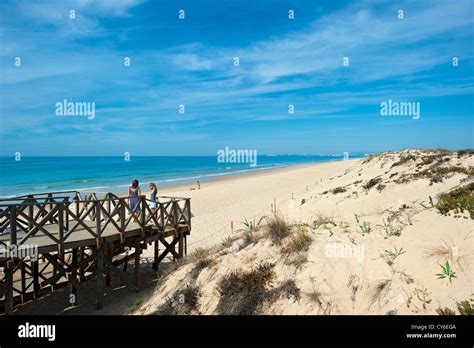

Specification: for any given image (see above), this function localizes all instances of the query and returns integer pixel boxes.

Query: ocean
[0,154,366,197]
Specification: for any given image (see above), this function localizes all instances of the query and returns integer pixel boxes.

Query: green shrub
[155,285,202,315]
[216,262,275,315]
[363,177,382,190]
[436,307,456,315]
[457,149,474,157]
[282,229,313,255]
[457,300,474,315]
[391,154,416,168]
[436,183,474,219]
[331,186,346,194]
[266,215,291,245]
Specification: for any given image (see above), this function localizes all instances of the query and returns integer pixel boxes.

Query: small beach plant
[386,309,398,315]
[266,214,291,245]
[331,186,346,194]
[339,221,350,233]
[378,219,392,239]
[354,213,360,223]
[240,216,266,233]
[221,235,236,249]
[413,288,432,309]
[242,229,259,248]
[456,300,474,315]
[282,227,312,255]
[436,300,474,315]
[312,214,336,229]
[436,307,456,315]
[363,177,382,190]
[384,246,406,262]
[358,221,371,235]
[155,285,202,315]
[436,261,457,283]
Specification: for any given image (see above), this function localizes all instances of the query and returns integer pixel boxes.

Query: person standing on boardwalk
[128,179,141,220]
[149,182,158,213]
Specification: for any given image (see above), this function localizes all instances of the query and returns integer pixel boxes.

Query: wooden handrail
[0,190,80,201]
[0,191,191,251]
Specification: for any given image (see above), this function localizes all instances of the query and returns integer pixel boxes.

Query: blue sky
[0,0,473,156]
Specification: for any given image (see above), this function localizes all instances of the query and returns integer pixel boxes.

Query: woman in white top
[149,182,157,213]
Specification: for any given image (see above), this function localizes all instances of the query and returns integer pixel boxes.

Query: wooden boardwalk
[0,191,191,314]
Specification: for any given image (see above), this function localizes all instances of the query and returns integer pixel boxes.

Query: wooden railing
[0,191,191,253]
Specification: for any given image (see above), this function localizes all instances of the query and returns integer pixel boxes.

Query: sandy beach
[129,149,473,315]
[13,149,473,315]
[141,160,346,251]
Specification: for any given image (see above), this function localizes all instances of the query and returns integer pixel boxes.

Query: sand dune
[133,149,473,315]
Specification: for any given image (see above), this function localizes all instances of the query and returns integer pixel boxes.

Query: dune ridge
[133,149,474,315]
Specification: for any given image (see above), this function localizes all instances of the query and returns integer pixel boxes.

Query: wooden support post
[185,235,188,256]
[178,233,184,259]
[64,199,69,232]
[152,240,159,271]
[95,246,104,310]
[123,258,128,272]
[28,197,34,231]
[172,239,176,261]
[21,260,26,303]
[33,259,40,298]
[102,256,138,292]
[105,244,112,287]
[70,248,78,306]
[79,247,86,282]
[160,204,165,231]
[10,206,17,246]
[58,204,64,257]
[134,239,140,289]
[48,193,53,216]
[123,243,129,272]
[5,260,14,315]
[120,200,125,243]
[185,199,191,230]
[140,196,146,237]
[95,201,101,249]
[171,199,179,232]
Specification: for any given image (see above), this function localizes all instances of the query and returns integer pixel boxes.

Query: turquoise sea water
[0,154,366,197]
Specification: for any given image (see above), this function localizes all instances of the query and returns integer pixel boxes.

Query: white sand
[134,149,473,315]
